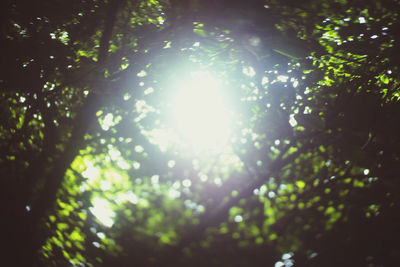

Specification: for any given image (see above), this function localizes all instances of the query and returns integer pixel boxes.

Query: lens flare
[171,71,231,152]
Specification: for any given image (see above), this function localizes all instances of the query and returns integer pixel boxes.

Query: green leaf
[193,28,207,37]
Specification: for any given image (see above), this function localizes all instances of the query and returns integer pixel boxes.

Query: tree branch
[98,0,124,64]
[164,139,315,266]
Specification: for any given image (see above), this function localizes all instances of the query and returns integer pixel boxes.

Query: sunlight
[89,197,115,228]
[171,71,232,152]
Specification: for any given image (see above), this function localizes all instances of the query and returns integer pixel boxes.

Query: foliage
[1,0,400,266]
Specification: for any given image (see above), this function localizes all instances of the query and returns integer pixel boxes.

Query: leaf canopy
[1,0,400,266]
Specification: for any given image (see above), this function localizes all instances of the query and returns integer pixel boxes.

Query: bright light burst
[171,71,232,152]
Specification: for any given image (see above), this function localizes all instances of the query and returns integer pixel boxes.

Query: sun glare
[89,197,115,228]
[171,71,232,152]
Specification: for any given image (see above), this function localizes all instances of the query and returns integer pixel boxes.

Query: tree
[1,0,400,266]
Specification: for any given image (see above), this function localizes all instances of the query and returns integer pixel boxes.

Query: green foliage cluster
[1,0,400,266]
